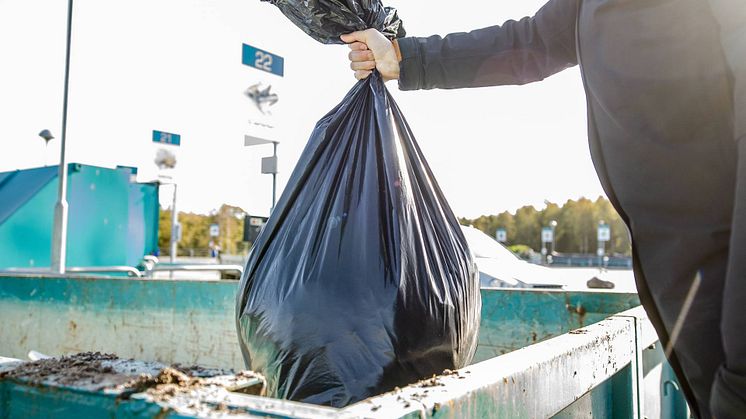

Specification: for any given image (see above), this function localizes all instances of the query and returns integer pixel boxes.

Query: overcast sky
[0,0,604,219]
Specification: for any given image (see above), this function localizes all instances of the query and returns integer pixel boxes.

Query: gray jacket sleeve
[397,0,579,91]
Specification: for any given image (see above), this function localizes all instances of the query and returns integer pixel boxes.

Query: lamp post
[50,0,75,274]
[244,135,279,214]
[155,176,178,278]
[154,149,178,265]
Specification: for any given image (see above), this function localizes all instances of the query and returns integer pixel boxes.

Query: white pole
[51,0,74,274]
[170,183,178,263]
[271,142,277,214]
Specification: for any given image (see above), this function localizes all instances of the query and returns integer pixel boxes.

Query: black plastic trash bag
[260,0,405,44]
[236,71,481,407]
[237,0,480,408]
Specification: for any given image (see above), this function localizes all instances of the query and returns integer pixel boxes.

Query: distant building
[0,164,159,269]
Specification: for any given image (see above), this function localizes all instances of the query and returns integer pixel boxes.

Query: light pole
[170,183,178,263]
[154,149,178,265]
[244,135,279,214]
[51,0,75,274]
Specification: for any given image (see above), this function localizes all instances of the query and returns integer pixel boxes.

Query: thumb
[340,31,367,44]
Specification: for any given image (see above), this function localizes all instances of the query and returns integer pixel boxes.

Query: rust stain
[565,299,588,327]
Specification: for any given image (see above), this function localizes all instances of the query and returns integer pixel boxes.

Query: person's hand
[340,29,400,81]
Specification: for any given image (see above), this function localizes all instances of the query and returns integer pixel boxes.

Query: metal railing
[1,266,143,278]
[144,264,243,278]
[1,262,243,280]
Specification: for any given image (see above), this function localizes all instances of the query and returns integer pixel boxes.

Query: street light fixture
[244,135,279,214]
[38,130,54,166]
[38,129,54,143]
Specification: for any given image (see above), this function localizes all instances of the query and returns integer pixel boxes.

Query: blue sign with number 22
[242,44,284,77]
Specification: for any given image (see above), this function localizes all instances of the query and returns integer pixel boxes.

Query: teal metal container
[0,275,688,418]
[0,164,159,269]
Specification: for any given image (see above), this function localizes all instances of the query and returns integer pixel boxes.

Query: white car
[460,225,566,289]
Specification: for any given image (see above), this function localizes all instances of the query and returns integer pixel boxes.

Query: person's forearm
[398,0,579,91]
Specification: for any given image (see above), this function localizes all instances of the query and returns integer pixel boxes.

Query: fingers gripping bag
[236,0,481,407]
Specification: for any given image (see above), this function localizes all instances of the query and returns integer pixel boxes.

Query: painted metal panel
[342,315,637,418]
[0,164,159,269]
[476,289,640,361]
[127,182,159,266]
[0,166,57,225]
[0,277,687,418]
[0,275,244,370]
[0,170,58,268]
[0,277,639,373]
[66,165,132,267]
[0,314,652,419]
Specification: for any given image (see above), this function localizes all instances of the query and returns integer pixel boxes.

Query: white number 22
[255,51,273,72]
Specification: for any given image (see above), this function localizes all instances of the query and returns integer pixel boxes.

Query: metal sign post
[245,135,279,214]
[153,130,181,265]
[170,184,178,264]
[242,42,283,216]
[541,227,553,264]
[597,221,611,267]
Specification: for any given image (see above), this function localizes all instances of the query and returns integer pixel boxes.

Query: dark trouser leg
[633,223,731,418]
[711,137,746,418]
[652,251,728,418]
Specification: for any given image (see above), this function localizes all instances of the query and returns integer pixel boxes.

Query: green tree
[495,211,516,244]
[513,205,541,251]
[460,196,631,256]
[158,207,171,253]
[214,204,247,255]
[158,204,248,256]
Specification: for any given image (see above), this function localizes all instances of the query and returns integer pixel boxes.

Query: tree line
[459,196,632,256]
[158,196,631,257]
[158,204,248,256]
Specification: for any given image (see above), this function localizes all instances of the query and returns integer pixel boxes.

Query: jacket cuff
[396,37,424,91]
